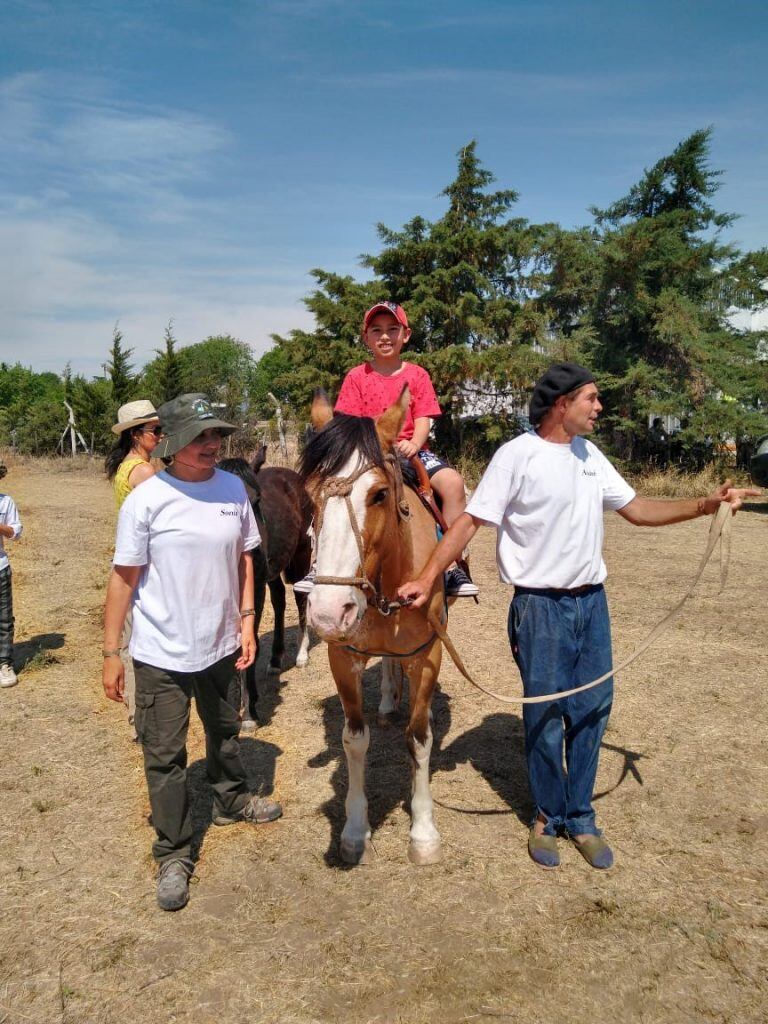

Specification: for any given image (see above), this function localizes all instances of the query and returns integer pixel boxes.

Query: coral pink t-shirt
[335,362,442,444]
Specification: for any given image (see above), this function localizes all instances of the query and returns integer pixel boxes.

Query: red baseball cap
[362,301,410,331]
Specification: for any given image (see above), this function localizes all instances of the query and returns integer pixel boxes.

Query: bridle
[310,452,412,617]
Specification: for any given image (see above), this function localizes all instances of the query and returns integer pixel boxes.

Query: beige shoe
[0,663,18,687]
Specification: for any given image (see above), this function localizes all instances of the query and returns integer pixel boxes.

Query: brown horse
[219,451,313,727]
[299,388,445,865]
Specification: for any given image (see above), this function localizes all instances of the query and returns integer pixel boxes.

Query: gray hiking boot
[213,794,283,827]
[156,858,194,911]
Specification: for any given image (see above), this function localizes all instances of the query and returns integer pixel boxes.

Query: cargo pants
[133,652,251,864]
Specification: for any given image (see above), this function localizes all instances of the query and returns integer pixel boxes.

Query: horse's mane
[218,457,259,492]
[299,414,385,481]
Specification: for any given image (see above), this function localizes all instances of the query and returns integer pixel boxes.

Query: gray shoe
[0,663,18,687]
[213,794,283,826]
[156,858,194,911]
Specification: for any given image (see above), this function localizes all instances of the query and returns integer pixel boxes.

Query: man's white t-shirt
[465,432,635,589]
[113,469,261,672]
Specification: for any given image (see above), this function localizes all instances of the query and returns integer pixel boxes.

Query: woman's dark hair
[104,428,141,481]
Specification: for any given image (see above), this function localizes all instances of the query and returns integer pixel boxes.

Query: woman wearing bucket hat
[102,393,282,912]
[105,400,162,508]
[104,400,162,737]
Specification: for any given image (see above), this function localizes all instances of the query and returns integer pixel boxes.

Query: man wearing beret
[398,362,757,870]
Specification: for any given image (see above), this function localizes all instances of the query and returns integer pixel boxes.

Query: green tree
[106,325,135,406]
[270,142,547,450]
[178,335,255,422]
[542,129,767,465]
[147,320,184,404]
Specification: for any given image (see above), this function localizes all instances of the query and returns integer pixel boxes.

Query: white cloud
[0,71,317,374]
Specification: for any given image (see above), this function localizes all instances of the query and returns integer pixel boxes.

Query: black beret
[529,362,596,426]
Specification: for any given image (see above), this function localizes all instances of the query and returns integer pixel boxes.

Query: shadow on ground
[14,631,65,671]
[187,734,283,861]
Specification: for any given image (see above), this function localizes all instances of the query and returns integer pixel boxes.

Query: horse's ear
[251,444,267,474]
[310,389,334,430]
[376,385,409,450]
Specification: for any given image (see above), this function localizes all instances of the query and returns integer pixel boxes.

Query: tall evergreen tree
[154,321,184,403]
[106,325,135,406]
[269,142,547,449]
[542,129,766,464]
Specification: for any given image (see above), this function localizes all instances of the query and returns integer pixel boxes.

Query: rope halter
[311,452,411,616]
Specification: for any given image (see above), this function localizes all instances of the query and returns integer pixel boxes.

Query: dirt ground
[1,455,766,1024]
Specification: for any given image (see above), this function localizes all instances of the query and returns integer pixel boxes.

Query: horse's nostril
[341,602,359,626]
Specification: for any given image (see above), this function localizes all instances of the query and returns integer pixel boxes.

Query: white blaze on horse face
[307,455,373,640]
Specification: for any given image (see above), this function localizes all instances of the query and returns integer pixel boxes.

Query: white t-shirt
[0,494,22,572]
[113,469,261,672]
[465,432,635,588]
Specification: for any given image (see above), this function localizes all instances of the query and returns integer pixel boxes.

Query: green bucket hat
[155,393,237,459]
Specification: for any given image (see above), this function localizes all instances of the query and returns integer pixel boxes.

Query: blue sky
[1,0,766,376]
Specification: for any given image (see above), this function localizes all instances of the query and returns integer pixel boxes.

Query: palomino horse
[218,452,313,727]
[299,388,445,865]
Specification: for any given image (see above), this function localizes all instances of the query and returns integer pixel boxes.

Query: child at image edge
[0,465,22,687]
[295,301,478,598]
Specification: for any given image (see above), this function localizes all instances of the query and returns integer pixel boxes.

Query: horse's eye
[371,488,389,505]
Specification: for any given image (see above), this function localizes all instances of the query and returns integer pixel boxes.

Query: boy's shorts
[416,449,452,479]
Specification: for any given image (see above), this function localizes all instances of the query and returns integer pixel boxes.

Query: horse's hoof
[241,718,258,732]
[408,841,442,866]
[340,838,374,865]
[295,653,309,668]
[267,662,282,676]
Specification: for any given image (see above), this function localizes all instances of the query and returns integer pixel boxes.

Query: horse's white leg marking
[408,727,441,865]
[378,657,403,727]
[340,721,372,864]
[295,624,310,667]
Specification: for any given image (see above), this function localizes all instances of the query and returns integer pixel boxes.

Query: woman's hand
[102,655,125,703]
[236,618,258,670]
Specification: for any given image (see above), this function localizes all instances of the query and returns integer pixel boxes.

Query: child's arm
[0,497,22,540]
[396,416,431,458]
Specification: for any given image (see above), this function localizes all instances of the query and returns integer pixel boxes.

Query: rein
[430,502,734,706]
[311,452,412,617]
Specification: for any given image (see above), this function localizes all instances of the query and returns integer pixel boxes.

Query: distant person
[104,400,162,735]
[102,393,281,912]
[0,463,22,688]
[105,400,161,507]
[399,362,758,871]
[295,301,477,597]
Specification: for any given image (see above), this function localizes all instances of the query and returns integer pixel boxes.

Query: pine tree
[107,325,135,406]
[154,321,183,403]
[269,142,546,450]
[543,129,766,464]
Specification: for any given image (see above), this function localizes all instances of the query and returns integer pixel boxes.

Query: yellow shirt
[114,456,148,509]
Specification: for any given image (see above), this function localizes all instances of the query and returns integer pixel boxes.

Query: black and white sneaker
[445,566,479,598]
[292,566,316,594]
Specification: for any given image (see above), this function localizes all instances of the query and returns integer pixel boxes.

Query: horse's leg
[404,640,442,865]
[242,581,266,730]
[378,656,404,728]
[294,591,310,668]
[267,577,286,674]
[329,645,372,865]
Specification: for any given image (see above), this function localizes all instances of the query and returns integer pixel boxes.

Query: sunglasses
[140,426,164,436]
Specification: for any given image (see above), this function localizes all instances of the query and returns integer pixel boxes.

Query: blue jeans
[508,585,613,837]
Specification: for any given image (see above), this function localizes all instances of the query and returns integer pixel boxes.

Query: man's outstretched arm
[618,480,760,527]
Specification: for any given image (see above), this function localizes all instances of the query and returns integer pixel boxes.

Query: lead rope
[427,503,733,706]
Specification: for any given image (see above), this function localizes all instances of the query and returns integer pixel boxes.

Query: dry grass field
[0,454,766,1024]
